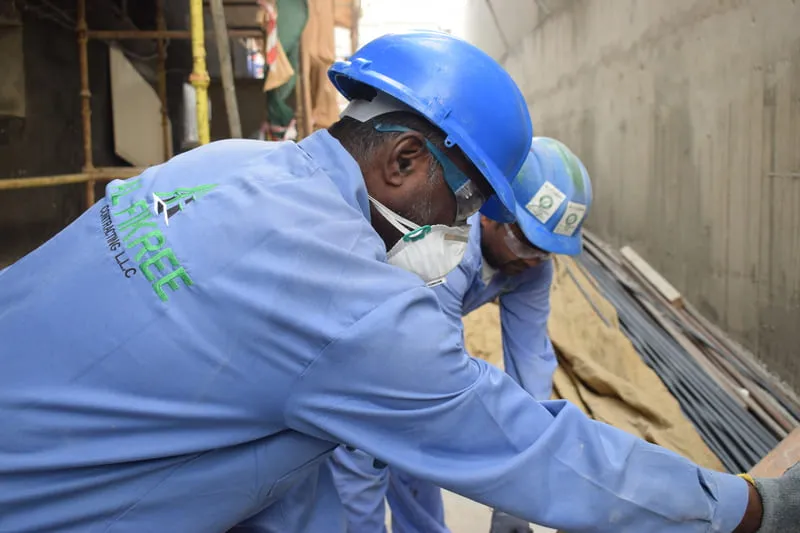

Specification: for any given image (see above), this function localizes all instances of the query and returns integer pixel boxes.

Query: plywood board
[749,428,800,477]
[620,246,683,307]
[109,47,171,166]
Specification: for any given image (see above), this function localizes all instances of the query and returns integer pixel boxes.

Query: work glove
[752,462,800,533]
[489,509,533,533]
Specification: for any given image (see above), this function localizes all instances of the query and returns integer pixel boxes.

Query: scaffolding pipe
[0,168,145,191]
[298,41,313,138]
[77,0,95,207]
[86,29,262,40]
[156,0,171,160]
[0,174,97,191]
[293,62,305,139]
[209,0,242,138]
[189,0,211,145]
[0,3,257,198]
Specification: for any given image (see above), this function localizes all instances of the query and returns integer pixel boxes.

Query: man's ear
[383,132,429,186]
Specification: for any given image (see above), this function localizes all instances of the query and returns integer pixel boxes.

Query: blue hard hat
[328,30,532,219]
[482,137,593,256]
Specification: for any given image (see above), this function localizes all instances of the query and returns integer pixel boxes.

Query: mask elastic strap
[368,196,420,235]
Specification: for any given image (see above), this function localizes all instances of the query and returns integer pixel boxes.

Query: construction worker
[0,30,796,533]
[328,136,592,533]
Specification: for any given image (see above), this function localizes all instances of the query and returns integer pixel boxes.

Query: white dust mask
[369,196,471,287]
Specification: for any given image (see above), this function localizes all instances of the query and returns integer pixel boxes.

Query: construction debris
[579,231,800,473]
[548,256,725,471]
[464,257,725,472]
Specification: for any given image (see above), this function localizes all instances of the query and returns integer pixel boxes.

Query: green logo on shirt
[102,177,218,302]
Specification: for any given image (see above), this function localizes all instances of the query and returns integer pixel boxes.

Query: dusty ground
[462,303,504,367]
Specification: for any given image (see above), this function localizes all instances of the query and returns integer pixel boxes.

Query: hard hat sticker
[526,181,566,223]
[553,201,587,236]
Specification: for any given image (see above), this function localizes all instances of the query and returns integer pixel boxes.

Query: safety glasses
[375,124,486,224]
[503,225,552,261]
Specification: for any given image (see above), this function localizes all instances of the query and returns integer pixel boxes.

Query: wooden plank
[634,297,748,410]
[620,246,683,308]
[109,47,171,166]
[209,0,243,138]
[684,300,800,419]
[203,4,260,29]
[299,41,313,136]
[749,428,800,477]
[618,256,797,434]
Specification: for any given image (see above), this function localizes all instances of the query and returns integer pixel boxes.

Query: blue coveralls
[0,131,747,533]
[329,217,557,532]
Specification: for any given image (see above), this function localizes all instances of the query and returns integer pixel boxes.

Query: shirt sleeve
[328,446,390,532]
[498,261,557,400]
[284,286,748,533]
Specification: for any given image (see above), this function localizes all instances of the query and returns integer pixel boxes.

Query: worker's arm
[285,286,751,533]
[497,261,557,400]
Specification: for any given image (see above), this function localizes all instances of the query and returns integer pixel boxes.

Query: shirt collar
[298,130,371,221]
[481,258,498,286]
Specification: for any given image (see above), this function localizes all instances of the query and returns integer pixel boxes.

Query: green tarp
[266,0,308,129]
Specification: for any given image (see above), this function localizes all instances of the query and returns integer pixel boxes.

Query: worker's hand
[489,509,533,533]
[752,462,800,533]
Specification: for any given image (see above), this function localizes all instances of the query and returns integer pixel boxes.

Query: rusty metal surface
[86,29,262,39]
[77,0,95,206]
[0,168,145,190]
[156,0,171,160]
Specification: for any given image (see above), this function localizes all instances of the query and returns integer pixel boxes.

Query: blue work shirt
[0,131,747,533]
[331,216,558,532]
[435,215,557,402]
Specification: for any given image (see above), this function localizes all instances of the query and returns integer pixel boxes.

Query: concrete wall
[463,0,800,388]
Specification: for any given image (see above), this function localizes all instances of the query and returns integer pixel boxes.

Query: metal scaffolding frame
[0,0,361,210]
[0,0,261,209]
